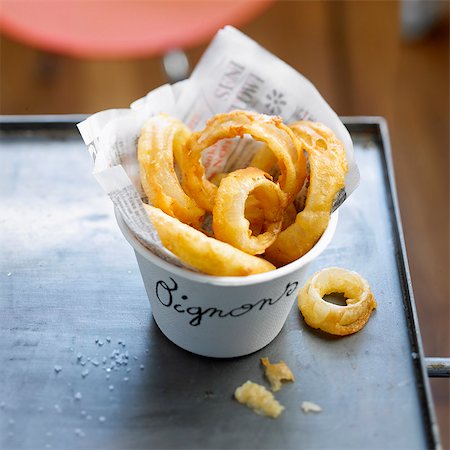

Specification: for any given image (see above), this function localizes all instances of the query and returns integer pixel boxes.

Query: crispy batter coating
[234,380,284,418]
[183,110,307,211]
[213,168,284,255]
[143,204,275,276]
[265,121,348,266]
[138,114,205,228]
[261,357,295,391]
[298,267,377,335]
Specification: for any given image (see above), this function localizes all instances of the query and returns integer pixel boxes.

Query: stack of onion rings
[137,111,349,276]
[182,110,307,211]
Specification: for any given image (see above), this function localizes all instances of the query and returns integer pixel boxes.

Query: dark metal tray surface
[0,116,440,449]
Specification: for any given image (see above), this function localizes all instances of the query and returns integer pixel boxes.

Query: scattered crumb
[301,401,322,413]
[74,428,85,437]
[261,357,295,391]
[234,381,284,418]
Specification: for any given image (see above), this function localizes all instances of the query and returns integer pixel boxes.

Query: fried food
[182,110,307,211]
[143,203,275,276]
[138,114,205,228]
[249,144,277,173]
[234,380,284,418]
[265,121,348,266]
[260,357,295,391]
[213,168,284,255]
[298,267,377,335]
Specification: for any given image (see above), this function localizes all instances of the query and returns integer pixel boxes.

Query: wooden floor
[1,1,448,446]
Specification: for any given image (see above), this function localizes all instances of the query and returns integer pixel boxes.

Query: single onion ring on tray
[138,113,205,228]
[182,110,307,212]
[142,203,275,276]
[265,121,348,266]
[213,167,285,255]
[298,267,377,335]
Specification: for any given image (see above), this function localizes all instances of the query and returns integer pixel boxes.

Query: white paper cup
[116,210,338,358]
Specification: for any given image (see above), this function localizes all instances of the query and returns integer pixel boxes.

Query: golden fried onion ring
[265,121,348,266]
[298,267,377,335]
[182,110,307,211]
[249,144,277,173]
[143,203,275,276]
[213,168,284,255]
[138,114,205,228]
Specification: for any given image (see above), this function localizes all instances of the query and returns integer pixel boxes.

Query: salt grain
[301,401,322,413]
[123,377,129,382]
[81,369,90,378]
[53,365,62,374]
[74,392,82,401]
[106,336,111,343]
[98,416,106,423]
[75,428,85,437]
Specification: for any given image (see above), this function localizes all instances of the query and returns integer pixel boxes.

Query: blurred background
[1,0,448,446]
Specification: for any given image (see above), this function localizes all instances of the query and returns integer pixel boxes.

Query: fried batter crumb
[301,401,322,413]
[234,380,284,418]
[261,357,295,391]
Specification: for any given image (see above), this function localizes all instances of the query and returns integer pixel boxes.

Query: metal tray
[0,116,440,449]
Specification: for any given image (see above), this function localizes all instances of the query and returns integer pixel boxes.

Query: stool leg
[162,49,189,83]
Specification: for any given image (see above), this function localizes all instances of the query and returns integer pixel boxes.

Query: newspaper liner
[78,26,360,273]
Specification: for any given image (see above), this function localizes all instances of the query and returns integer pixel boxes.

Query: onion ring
[213,168,284,255]
[265,121,348,265]
[138,114,205,228]
[143,203,275,276]
[249,144,277,173]
[182,110,307,211]
[298,267,377,335]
